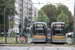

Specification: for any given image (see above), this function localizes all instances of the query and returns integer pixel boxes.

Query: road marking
[42,44,44,50]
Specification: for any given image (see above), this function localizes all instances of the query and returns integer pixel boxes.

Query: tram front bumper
[32,38,46,42]
[52,38,66,43]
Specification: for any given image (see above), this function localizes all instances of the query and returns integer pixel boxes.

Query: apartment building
[32,6,38,22]
[13,0,22,33]
[13,0,38,33]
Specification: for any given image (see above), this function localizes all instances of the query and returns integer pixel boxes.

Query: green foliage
[41,4,57,27]
[57,10,69,28]
[40,3,73,31]
[56,4,73,31]
[10,19,15,28]
[0,0,18,31]
[12,32,16,35]
[36,10,49,27]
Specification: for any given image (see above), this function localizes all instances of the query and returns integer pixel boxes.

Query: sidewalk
[0,44,6,46]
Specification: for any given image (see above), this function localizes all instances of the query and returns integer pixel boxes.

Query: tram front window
[34,30,44,35]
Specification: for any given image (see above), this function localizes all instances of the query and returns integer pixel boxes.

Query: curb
[0,44,6,46]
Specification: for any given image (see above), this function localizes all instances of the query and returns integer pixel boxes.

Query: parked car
[66,32,73,37]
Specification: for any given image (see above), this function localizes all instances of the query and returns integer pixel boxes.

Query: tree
[41,4,73,31]
[56,4,73,31]
[41,4,57,27]
[10,19,15,28]
[36,10,49,27]
[0,0,18,31]
[57,10,69,28]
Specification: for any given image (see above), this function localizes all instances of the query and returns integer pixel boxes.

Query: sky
[32,0,74,15]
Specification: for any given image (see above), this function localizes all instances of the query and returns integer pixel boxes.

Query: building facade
[27,0,39,27]
[13,0,22,33]
[13,0,38,33]
[32,7,38,22]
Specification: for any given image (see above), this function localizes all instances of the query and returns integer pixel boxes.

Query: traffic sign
[7,15,14,21]
[30,24,32,26]
[74,24,75,26]
[8,29,11,33]
[19,36,25,42]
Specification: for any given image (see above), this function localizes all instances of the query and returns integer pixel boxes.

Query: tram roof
[33,22,47,26]
[34,22,46,24]
[51,22,65,26]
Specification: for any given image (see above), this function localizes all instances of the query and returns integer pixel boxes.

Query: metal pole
[21,0,23,36]
[62,11,63,22]
[4,8,7,43]
[35,12,36,21]
[30,3,32,38]
[40,14,41,22]
[4,8,6,37]
[64,6,65,23]
[31,4,32,24]
[73,0,75,43]
[8,17,10,44]
[5,21,7,43]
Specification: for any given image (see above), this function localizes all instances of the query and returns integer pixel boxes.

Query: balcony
[28,17,31,19]
[29,10,31,13]
[29,12,32,14]
[29,8,31,10]
[19,6,22,9]
[28,19,31,21]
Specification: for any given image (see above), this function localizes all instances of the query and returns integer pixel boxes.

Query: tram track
[25,42,75,50]
[25,37,75,50]
[27,43,35,50]
[27,37,69,47]
[68,45,74,50]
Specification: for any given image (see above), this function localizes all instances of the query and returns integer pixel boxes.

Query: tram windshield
[53,30,64,36]
[34,30,45,35]
[53,24,65,36]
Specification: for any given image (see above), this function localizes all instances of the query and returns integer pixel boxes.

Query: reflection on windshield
[54,30,64,36]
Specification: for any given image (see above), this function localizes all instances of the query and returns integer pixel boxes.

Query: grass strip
[6,44,26,46]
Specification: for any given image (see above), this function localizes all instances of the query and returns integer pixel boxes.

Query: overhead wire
[31,0,73,5]
[31,2,74,4]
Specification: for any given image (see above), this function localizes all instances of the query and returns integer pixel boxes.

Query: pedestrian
[23,30,28,43]
[19,32,21,37]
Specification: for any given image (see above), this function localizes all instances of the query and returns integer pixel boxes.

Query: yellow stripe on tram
[33,35,45,39]
[36,25,44,26]
[55,25,63,26]
[52,36,65,39]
